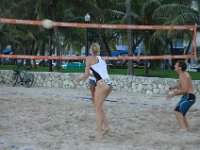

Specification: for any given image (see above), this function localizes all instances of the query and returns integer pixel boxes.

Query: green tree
[126,0,133,75]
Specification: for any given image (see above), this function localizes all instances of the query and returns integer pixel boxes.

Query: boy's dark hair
[178,61,187,71]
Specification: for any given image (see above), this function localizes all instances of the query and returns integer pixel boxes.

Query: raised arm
[74,57,91,83]
[169,83,180,91]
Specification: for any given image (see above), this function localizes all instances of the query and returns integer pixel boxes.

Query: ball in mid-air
[42,19,54,29]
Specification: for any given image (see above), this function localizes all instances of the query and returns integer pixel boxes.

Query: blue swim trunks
[174,93,196,116]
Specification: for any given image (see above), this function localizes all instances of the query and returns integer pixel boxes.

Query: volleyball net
[0,18,197,61]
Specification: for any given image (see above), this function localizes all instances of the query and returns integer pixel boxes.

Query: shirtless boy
[167,61,196,130]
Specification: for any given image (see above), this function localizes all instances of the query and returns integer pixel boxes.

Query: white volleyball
[42,19,53,29]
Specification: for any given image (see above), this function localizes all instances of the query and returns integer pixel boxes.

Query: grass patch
[108,68,179,79]
[0,65,200,80]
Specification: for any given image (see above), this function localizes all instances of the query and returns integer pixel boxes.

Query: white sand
[0,84,200,150]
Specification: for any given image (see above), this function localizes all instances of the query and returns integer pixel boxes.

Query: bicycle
[8,70,34,88]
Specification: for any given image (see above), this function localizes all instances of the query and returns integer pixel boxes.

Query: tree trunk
[184,38,192,55]
[100,30,112,56]
[49,29,53,72]
[169,41,175,69]
[144,60,150,76]
[55,30,61,71]
[126,0,133,75]
[48,0,57,72]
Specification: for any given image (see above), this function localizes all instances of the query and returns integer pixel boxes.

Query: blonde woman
[75,43,113,141]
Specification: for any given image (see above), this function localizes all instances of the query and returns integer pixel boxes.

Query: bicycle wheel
[24,73,34,88]
[8,74,18,86]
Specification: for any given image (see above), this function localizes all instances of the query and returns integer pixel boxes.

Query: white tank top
[90,56,109,81]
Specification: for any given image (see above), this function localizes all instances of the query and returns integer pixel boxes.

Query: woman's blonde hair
[90,43,100,55]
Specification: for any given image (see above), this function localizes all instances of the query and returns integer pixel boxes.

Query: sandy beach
[0,84,200,150]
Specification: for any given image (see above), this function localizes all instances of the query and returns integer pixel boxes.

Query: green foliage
[0,0,200,74]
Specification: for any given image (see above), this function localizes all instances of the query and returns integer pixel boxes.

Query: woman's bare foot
[89,133,96,138]
[95,132,103,142]
[102,127,110,135]
[178,128,188,132]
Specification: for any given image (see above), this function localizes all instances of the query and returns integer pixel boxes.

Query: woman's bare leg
[89,85,95,104]
[94,88,104,140]
[101,88,112,134]
[94,84,112,140]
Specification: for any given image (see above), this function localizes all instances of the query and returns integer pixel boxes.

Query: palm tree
[66,0,126,54]
[1,0,66,70]
[1,0,199,73]
[0,0,48,65]
[0,0,128,68]
[126,0,133,75]
[152,1,200,67]
[111,0,162,75]
[111,0,200,75]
